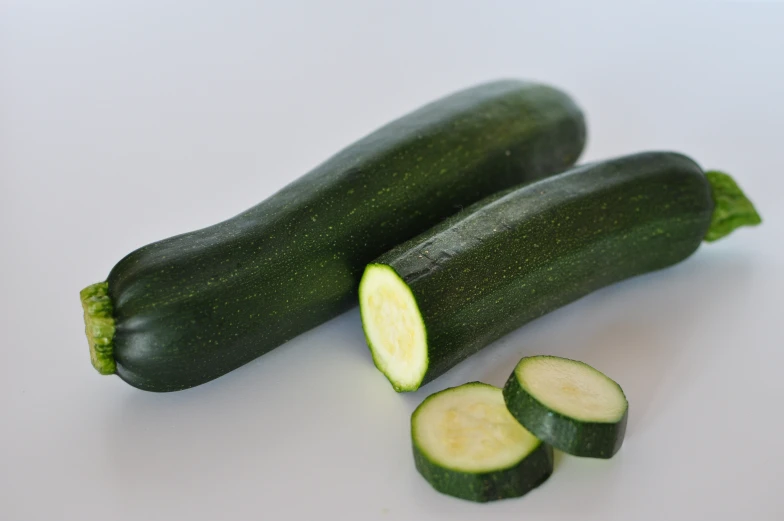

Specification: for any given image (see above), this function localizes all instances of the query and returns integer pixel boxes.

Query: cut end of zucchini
[80,282,116,375]
[704,170,762,242]
[412,383,553,502]
[359,264,428,392]
[504,356,628,458]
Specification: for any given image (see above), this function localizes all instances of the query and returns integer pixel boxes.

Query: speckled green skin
[502,357,627,458]
[96,80,586,391]
[412,382,554,502]
[374,152,714,390]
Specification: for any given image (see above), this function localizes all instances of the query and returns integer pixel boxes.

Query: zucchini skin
[413,438,554,502]
[373,152,713,389]
[104,80,586,391]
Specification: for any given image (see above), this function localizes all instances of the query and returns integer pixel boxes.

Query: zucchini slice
[412,382,553,502]
[503,356,628,459]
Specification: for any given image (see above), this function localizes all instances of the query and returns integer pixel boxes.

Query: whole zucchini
[80,80,586,391]
[359,152,761,391]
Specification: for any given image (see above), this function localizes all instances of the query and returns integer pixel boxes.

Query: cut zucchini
[360,152,760,393]
[503,356,628,459]
[412,382,553,502]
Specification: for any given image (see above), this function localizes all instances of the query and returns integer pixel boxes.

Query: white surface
[1,2,782,520]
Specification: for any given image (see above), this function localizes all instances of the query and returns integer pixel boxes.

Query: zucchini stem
[80,282,116,375]
[704,171,761,242]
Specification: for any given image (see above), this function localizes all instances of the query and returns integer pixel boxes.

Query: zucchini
[503,355,628,458]
[80,79,586,391]
[412,382,553,502]
[359,152,761,391]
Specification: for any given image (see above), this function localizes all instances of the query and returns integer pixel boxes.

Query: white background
[2,2,783,520]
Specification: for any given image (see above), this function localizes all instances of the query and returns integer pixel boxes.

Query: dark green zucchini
[80,79,587,391]
[412,382,553,502]
[359,152,761,391]
[503,355,628,459]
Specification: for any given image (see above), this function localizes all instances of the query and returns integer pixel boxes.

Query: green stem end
[80,282,116,375]
[704,171,762,242]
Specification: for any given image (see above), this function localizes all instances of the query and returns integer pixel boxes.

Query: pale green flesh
[516,356,627,423]
[413,383,541,473]
[359,264,428,391]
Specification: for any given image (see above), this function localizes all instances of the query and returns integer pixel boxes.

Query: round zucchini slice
[503,355,628,459]
[411,382,553,502]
